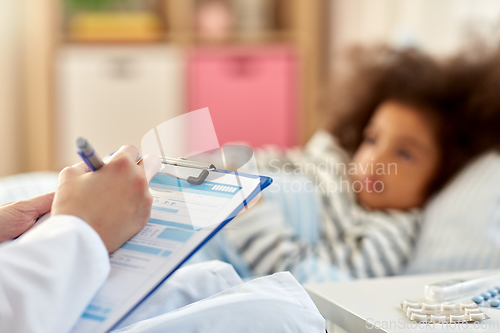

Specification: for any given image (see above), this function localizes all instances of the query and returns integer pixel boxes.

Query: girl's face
[351,100,441,210]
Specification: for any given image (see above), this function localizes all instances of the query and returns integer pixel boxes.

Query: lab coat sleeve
[0,215,110,333]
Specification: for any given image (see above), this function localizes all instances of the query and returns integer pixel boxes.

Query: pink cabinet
[187,46,298,148]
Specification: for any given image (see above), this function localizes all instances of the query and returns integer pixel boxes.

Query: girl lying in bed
[199,45,500,282]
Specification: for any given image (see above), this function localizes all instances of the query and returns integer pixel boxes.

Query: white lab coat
[0,216,325,333]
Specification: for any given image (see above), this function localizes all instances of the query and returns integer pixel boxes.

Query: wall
[0,0,23,176]
[330,0,500,62]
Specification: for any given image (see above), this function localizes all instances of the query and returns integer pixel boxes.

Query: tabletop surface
[305,270,500,333]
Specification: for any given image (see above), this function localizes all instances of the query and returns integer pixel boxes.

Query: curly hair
[324,45,499,197]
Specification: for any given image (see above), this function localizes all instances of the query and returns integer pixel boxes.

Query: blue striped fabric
[260,174,322,247]
[244,174,354,283]
[405,152,500,274]
[0,172,58,205]
[187,173,353,283]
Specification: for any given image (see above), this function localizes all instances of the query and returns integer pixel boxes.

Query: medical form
[71,165,269,333]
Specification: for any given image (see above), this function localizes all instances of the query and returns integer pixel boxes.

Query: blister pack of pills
[401,300,490,323]
[470,285,500,308]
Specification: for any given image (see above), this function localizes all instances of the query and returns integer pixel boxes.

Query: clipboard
[71,160,272,333]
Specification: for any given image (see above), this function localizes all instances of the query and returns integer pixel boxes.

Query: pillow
[406,152,500,274]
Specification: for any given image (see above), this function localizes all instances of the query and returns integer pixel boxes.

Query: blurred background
[1,0,500,176]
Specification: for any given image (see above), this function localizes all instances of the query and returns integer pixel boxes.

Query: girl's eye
[398,150,413,161]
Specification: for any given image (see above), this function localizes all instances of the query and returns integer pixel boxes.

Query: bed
[1,152,499,283]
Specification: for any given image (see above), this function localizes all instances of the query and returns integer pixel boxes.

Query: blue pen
[76,137,104,171]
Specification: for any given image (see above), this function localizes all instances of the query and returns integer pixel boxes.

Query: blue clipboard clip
[160,157,216,185]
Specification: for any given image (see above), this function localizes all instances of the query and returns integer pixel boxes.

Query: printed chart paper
[71,166,262,333]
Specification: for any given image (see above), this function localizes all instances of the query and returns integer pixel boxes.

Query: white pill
[431,314,446,323]
[407,307,422,318]
[441,302,457,311]
[403,300,421,310]
[460,301,478,310]
[465,308,481,314]
[469,312,485,321]
[422,303,438,311]
[411,313,428,322]
[450,313,466,322]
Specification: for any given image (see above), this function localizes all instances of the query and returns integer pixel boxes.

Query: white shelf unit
[55,45,185,169]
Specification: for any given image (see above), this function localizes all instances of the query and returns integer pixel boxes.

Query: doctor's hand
[0,192,55,242]
[52,145,161,253]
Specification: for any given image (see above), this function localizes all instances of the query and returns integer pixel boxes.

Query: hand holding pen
[51,139,161,253]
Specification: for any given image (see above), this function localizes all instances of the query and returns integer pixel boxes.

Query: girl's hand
[0,192,55,242]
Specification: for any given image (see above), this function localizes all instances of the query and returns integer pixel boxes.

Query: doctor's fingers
[138,154,161,183]
[58,161,91,182]
[106,145,140,169]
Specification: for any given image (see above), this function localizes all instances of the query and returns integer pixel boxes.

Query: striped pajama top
[232,130,421,279]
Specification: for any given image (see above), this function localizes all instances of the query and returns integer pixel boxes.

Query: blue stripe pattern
[86,304,101,312]
[262,174,321,246]
[157,228,194,242]
[148,218,196,230]
[161,250,172,257]
[82,313,106,322]
[152,206,179,213]
[121,243,162,255]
